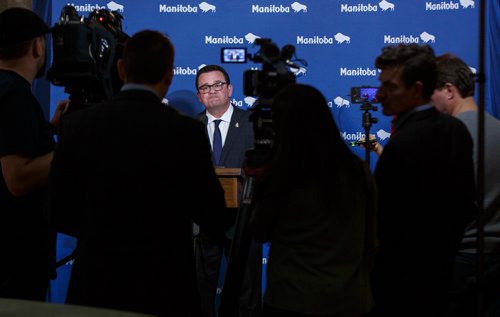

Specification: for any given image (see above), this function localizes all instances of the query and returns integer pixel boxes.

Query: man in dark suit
[49,30,232,316]
[194,65,260,317]
[371,44,477,316]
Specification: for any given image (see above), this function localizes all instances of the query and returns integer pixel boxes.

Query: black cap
[0,7,50,48]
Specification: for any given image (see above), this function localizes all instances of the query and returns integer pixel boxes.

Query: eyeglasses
[198,82,227,94]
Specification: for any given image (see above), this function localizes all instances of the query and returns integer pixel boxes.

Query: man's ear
[117,58,127,82]
[32,37,43,59]
[164,67,174,87]
[412,80,424,100]
[444,83,455,99]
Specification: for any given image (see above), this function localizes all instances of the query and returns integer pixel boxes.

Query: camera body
[221,39,299,164]
[221,39,296,99]
[47,5,129,109]
[350,86,379,104]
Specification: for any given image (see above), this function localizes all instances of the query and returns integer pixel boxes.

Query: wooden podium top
[215,167,242,177]
[215,168,242,208]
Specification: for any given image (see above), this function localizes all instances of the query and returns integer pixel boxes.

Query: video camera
[222,39,298,99]
[222,39,303,156]
[47,5,129,111]
[350,86,379,104]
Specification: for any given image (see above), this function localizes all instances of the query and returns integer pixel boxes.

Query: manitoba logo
[340,67,377,76]
[341,131,366,141]
[425,0,474,10]
[383,31,436,44]
[340,0,395,12]
[67,3,106,12]
[173,66,197,75]
[159,2,216,13]
[251,2,307,13]
[296,33,349,45]
[107,1,124,12]
[205,35,244,44]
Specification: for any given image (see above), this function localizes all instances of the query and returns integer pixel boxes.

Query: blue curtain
[486,0,500,119]
[32,0,52,119]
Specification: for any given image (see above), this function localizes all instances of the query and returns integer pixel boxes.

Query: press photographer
[219,38,303,317]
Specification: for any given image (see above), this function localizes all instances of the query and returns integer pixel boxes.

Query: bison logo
[107,1,124,12]
[376,129,391,141]
[291,2,307,12]
[334,32,350,44]
[244,96,257,107]
[459,0,475,8]
[419,31,436,43]
[333,96,350,108]
[199,2,216,12]
[378,0,395,11]
[244,32,261,44]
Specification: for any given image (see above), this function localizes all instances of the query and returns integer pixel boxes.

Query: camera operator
[250,84,377,316]
[0,7,67,300]
[194,64,260,317]
[49,30,232,316]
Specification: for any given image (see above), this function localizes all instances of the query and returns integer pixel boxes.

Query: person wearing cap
[0,7,66,300]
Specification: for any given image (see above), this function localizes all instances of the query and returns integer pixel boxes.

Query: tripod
[360,101,378,166]
[218,148,266,317]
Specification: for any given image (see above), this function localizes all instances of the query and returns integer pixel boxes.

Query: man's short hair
[375,44,437,100]
[0,7,50,60]
[436,53,475,98]
[122,30,174,84]
[195,65,231,89]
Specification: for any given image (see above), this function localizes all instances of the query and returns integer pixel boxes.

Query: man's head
[0,7,51,79]
[196,65,233,117]
[431,53,475,114]
[375,44,437,116]
[117,30,175,97]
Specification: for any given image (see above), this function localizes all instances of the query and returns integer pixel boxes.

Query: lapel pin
[235,122,239,128]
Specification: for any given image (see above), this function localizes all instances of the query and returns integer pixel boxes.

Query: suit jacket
[49,89,232,316]
[373,107,477,315]
[197,106,254,169]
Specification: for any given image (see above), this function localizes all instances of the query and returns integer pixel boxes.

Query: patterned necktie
[212,119,222,165]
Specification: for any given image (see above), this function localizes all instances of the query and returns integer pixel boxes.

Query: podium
[215,168,242,208]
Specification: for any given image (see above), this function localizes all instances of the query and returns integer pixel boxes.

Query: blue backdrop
[30,0,499,307]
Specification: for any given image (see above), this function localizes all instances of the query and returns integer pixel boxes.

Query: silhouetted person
[251,84,377,317]
[0,7,66,300]
[372,44,476,316]
[49,30,232,316]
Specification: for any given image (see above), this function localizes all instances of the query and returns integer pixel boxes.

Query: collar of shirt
[121,83,161,99]
[206,104,234,148]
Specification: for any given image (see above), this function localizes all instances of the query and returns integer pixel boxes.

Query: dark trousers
[447,252,500,317]
[194,231,262,317]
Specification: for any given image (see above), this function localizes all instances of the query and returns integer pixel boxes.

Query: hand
[358,134,384,157]
[50,100,70,128]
